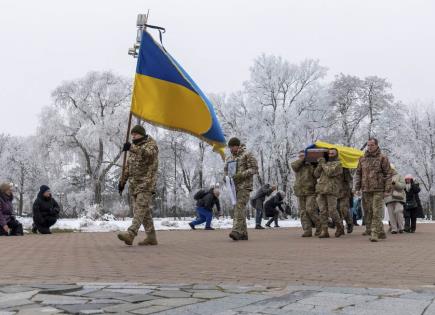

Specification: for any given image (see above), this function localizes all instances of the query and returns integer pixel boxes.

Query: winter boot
[138,231,158,246]
[239,234,249,240]
[204,227,215,230]
[117,232,134,246]
[335,222,345,238]
[188,222,196,230]
[314,224,321,237]
[229,231,241,241]
[31,224,38,234]
[346,223,353,234]
[318,227,330,238]
[301,230,312,237]
[255,225,265,230]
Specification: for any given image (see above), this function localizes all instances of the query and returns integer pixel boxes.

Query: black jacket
[264,193,284,217]
[405,182,424,218]
[33,193,60,223]
[196,189,221,212]
[250,184,274,210]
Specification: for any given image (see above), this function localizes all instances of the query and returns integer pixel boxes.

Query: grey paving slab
[16,306,63,315]
[0,286,37,294]
[192,284,221,290]
[0,299,34,310]
[130,305,172,315]
[151,290,192,298]
[423,301,435,315]
[55,303,113,314]
[154,293,271,315]
[115,294,158,303]
[103,288,152,295]
[64,288,101,297]
[32,293,89,305]
[192,290,229,299]
[82,290,131,300]
[29,284,83,294]
[0,290,40,303]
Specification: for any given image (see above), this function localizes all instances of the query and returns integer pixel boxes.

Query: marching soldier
[117,125,159,246]
[224,137,258,241]
[337,168,354,234]
[354,138,392,242]
[291,150,321,237]
[314,148,344,238]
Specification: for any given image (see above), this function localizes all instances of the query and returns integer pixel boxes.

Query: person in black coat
[404,175,423,233]
[264,191,285,228]
[250,184,277,229]
[32,185,60,234]
[189,188,221,230]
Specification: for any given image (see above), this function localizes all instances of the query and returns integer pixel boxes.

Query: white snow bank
[16,217,435,233]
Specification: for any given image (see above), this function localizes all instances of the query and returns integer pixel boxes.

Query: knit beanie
[130,125,146,137]
[39,185,50,194]
[228,137,241,147]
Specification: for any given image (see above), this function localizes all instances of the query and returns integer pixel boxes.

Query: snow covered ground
[17,216,302,232]
[16,216,435,233]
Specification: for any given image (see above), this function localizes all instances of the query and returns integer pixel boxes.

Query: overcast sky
[1,0,434,136]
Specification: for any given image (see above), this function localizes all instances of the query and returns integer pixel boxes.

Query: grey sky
[1,0,434,136]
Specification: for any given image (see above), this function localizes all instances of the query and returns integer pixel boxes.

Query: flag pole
[121,13,149,184]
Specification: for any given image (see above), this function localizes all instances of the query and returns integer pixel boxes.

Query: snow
[17,216,302,233]
[16,216,435,233]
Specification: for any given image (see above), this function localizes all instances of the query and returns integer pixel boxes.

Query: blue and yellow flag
[307,141,364,169]
[131,31,226,158]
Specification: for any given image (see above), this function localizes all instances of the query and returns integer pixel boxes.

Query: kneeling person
[0,183,23,236]
[32,185,60,234]
[189,187,221,230]
[264,191,285,228]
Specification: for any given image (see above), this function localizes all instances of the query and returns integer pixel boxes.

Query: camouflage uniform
[337,168,353,229]
[354,148,392,241]
[121,136,159,238]
[224,145,258,239]
[291,158,320,236]
[314,158,343,236]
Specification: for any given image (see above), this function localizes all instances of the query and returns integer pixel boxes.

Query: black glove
[122,142,131,152]
[118,182,125,195]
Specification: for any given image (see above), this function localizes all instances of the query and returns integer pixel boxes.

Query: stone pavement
[1,225,435,288]
[2,283,435,315]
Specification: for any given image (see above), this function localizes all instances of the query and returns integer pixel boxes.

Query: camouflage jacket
[122,136,159,195]
[354,148,392,193]
[224,145,258,192]
[314,159,342,196]
[337,168,353,199]
[291,159,317,196]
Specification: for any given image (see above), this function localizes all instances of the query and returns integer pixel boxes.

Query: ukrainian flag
[131,31,226,158]
[307,141,364,169]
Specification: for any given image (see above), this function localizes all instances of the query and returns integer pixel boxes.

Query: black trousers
[266,214,279,227]
[404,208,417,232]
[0,217,23,236]
[34,216,58,234]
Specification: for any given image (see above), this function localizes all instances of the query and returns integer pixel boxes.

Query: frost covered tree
[40,71,131,207]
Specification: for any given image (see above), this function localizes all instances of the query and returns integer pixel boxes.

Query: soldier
[337,168,354,234]
[314,148,344,238]
[117,125,159,246]
[354,138,392,242]
[291,150,321,237]
[224,137,258,241]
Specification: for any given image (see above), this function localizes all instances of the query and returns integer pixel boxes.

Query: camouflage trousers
[128,192,155,237]
[298,195,320,232]
[232,188,250,237]
[362,192,385,237]
[337,197,352,226]
[316,194,341,229]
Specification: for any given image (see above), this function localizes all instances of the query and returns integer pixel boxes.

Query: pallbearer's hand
[122,142,131,152]
[118,182,125,195]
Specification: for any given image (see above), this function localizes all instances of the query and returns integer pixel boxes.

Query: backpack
[194,189,208,201]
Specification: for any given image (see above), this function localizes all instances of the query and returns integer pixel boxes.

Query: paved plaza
[1,224,435,314]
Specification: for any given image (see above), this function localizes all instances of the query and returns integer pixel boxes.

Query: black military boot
[346,223,353,234]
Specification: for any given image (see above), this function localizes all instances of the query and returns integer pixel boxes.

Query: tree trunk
[93,180,102,205]
[430,194,435,221]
